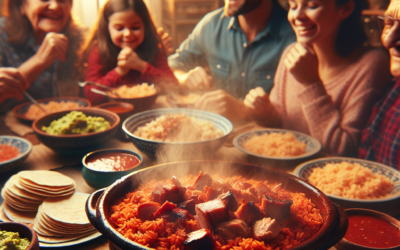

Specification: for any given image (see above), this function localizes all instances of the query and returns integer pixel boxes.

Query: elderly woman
[244,0,391,157]
[358,0,400,169]
[0,0,86,112]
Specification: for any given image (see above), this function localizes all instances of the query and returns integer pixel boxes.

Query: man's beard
[224,0,263,17]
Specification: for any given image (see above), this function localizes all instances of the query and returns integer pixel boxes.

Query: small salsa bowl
[0,222,40,250]
[0,136,32,173]
[336,208,400,250]
[12,96,91,124]
[294,157,400,216]
[81,149,143,189]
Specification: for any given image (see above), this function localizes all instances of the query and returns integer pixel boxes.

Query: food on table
[0,145,19,163]
[85,152,141,172]
[24,100,82,120]
[134,114,224,142]
[108,83,157,98]
[0,230,30,250]
[109,171,323,249]
[308,162,394,199]
[33,193,97,243]
[1,171,75,222]
[345,214,400,248]
[243,132,306,157]
[41,111,110,135]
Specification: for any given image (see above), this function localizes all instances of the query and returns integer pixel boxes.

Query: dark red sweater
[84,45,177,104]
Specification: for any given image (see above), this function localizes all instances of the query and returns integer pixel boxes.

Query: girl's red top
[84,45,177,104]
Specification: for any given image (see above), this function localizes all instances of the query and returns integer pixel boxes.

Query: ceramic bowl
[107,85,160,113]
[81,148,143,189]
[95,102,135,141]
[294,157,400,216]
[12,96,91,124]
[336,208,400,250]
[0,136,32,173]
[233,129,321,168]
[86,161,348,250]
[122,108,233,159]
[0,222,40,250]
[32,108,120,156]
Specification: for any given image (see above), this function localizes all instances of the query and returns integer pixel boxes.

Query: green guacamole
[42,111,111,135]
[0,230,30,250]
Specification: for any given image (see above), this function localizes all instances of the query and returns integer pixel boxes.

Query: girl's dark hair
[83,0,161,73]
[335,0,369,57]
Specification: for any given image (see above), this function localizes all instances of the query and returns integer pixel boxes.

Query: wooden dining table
[0,95,327,250]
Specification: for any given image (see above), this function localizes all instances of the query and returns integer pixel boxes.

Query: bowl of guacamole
[32,108,120,156]
[0,222,39,250]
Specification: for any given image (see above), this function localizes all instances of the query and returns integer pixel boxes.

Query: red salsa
[345,214,400,248]
[86,152,140,172]
[0,145,19,163]
[103,106,131,114]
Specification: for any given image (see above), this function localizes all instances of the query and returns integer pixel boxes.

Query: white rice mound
[133,114,223,143]
[308,162,394,199]
[243,132,306,157]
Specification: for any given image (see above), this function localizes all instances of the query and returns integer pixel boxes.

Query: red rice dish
[0,145,19,162]
[110,173,323,249]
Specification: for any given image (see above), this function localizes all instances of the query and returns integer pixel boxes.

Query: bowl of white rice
[122,108,233,160]
[294,157,400,216]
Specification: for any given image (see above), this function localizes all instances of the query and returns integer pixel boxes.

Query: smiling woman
[0,0,87,113]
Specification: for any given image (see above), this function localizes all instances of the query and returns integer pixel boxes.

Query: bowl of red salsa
[336,208,400,250]
[0,136,32,173]
[82,149,143,189]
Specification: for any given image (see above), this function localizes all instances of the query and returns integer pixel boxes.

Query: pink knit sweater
[268,44,390,157]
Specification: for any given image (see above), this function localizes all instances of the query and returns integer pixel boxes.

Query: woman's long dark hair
[82,0,162,74]
[335,0,369,57]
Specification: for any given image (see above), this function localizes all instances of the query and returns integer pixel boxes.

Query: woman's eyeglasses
[377,15,400,33]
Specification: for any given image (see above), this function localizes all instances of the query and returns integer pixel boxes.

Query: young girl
[244,0,391,157]
[83,0,178,104]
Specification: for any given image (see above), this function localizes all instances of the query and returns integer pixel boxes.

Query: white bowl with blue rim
[294,157,400,216]
[233,129,321,161]
[0,136,32,173]
[122,108,233,159]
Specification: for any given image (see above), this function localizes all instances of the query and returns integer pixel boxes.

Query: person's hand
[117,47,147,75]
[284,43,320,86]
[0,68,29,103]
[34,32,69,68]
[157,27,174,56]
[183,66,212,90]
[194,89,247,121]
[243,87,272,120]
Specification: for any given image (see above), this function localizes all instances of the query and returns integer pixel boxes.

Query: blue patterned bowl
[122,108,233,159]
[233,129,321,161]
[294,157,400,216]
[0,136,32,173]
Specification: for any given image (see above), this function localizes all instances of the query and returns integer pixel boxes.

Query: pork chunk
[137,202,160,221]
[253,217,281,241]
[149,178,187,204]
[235,200,260,226]
[193,171,213,191]
[214,219,252,241]
[178,199,196,215]
[261,193,293,221]
[195,199,229,229]
[218,191,238,212]
[183,229,214,250]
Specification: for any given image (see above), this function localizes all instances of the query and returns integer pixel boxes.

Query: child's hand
[117,47,147,73]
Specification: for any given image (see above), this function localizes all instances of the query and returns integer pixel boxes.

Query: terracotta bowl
[32,108,120,156]
[107,85,160,113]
[336,208,400,250]
[0,222,40,250]
[86,161,348,250]
[12,96,91,124]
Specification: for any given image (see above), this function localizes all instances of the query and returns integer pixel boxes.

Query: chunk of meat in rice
[261,193,293,221]
[195,198,229,229]
[253,217,281,241]
[218,191,238,212]
[137,202,160,221]
[183,229,214,250]
[214,219,252,241]
[178,199,196,215]
[150,177,187,204]
[235,200,260,226]
[193,171,213,191]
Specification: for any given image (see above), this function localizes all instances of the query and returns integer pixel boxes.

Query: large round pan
[86,161,348,250]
